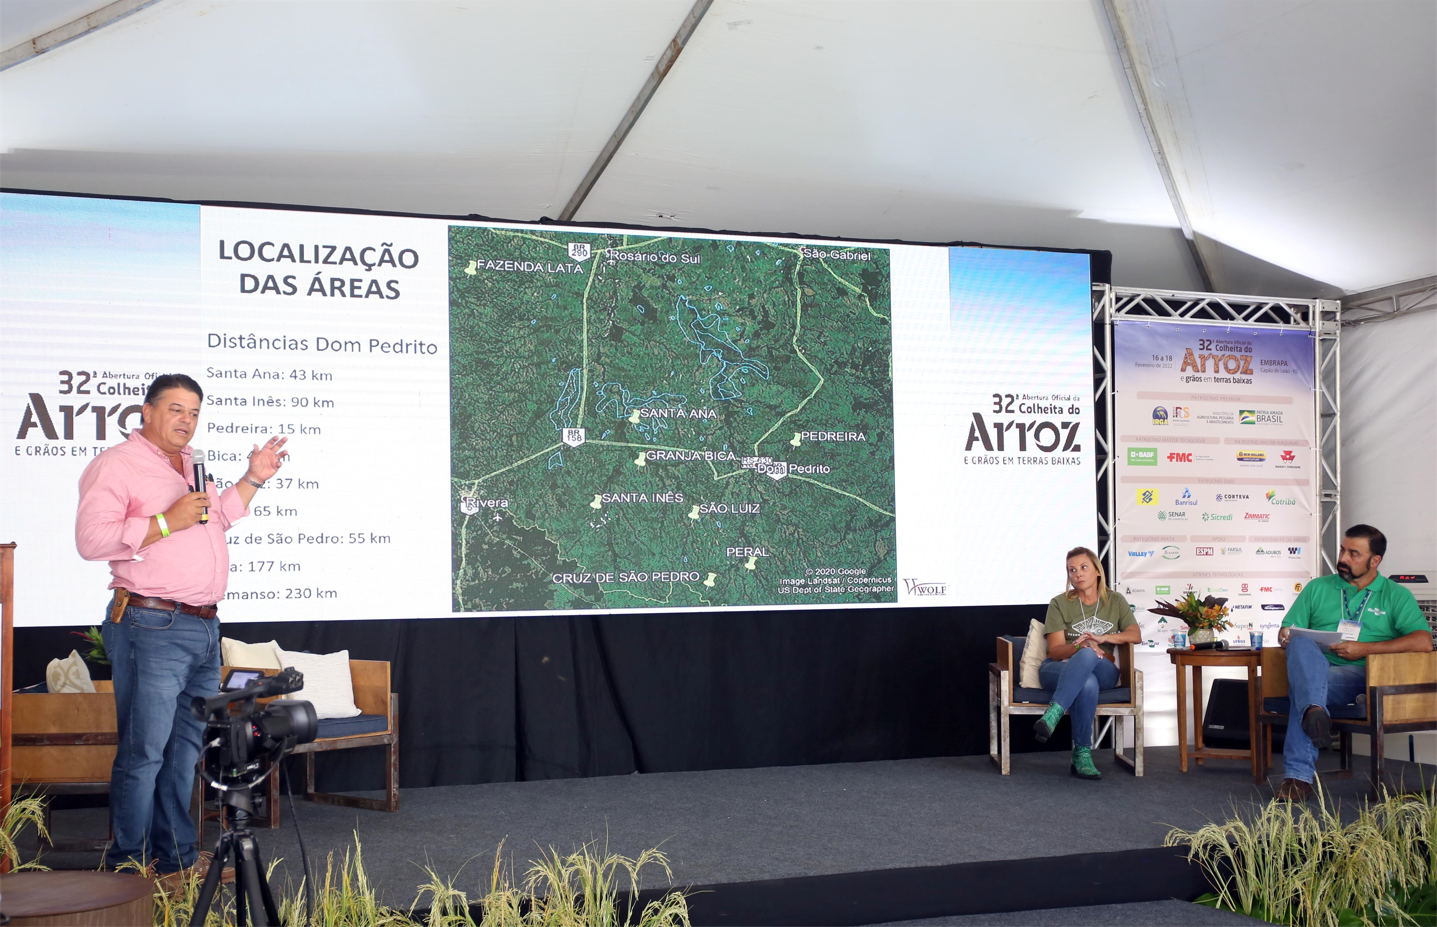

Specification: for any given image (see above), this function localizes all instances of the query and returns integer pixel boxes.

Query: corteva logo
[902,579,947,596]
[1266,489,1296,505]
[1216,493,1250,502]
[1128,447,1157,466]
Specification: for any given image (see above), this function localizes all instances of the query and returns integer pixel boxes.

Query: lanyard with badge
[1338,587,1370,641]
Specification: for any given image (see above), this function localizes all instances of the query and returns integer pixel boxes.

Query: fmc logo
[1166,452,1192,463]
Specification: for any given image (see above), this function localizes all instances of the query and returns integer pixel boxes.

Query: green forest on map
[450,227,896,611]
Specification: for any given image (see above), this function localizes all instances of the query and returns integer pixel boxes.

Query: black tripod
[191,784,281,926]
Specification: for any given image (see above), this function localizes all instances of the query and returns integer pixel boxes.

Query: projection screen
[2,192,1097,625]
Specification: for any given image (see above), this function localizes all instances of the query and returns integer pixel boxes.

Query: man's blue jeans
[1039,648,1121,747]
[101,600,220,872]
[1283,635,1366,784]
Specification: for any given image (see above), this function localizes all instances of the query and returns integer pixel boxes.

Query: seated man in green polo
[1275,524,1432,800]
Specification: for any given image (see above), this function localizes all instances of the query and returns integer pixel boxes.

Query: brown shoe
[154,851,235,893]
[1275,778,1314,801]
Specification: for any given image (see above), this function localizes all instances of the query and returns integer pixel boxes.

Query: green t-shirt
[1281,572,1429,666]
[1044,591,1137,658]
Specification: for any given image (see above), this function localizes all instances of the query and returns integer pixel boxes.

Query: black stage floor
[23,747,1428,925]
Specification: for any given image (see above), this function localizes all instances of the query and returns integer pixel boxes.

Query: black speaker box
[1202,678,1285,749]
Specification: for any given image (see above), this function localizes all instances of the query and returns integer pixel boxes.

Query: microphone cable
[281,763,316,925]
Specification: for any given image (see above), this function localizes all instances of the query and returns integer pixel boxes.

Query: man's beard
[1337,562,1355,581]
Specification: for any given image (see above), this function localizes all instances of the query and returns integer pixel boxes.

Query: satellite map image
[449,227,895,611]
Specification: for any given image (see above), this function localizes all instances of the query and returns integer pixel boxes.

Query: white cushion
[47,650,96,693]
[275,648,361,719]
[1019,619,1048,689]
[221,638,283,669]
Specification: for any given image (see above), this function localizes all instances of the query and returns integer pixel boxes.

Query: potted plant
[1149,592,1231,644]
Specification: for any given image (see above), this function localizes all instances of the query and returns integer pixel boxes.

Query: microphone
[192,448,208,524]
[191,667,305,720]
[1192,640,1229,651]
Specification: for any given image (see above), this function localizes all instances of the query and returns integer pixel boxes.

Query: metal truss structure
[1090,285,1342,579]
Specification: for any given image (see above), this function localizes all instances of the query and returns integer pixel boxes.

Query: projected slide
[1,192,1097,625]
[448,229,895,610]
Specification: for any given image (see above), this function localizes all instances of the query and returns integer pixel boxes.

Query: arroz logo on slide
[902,579,947,597]
[1128,447,1157,466]
[1137,488,1159,505]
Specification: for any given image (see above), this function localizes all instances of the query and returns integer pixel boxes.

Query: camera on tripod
[194,667,319,799]
[187,666,319,926]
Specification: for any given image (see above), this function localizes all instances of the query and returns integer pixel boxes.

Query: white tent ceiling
[2,0,1433,297]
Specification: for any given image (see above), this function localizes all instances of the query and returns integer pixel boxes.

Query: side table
[1167,647,1262,776]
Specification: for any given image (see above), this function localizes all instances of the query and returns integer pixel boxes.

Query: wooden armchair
[197,660,398,835]
[988,635,1144,776]
[1257,647,1437,788]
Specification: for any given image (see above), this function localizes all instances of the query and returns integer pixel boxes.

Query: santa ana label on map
[448,227,896,611]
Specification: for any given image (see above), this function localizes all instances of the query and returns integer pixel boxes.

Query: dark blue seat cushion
[1262,697,1366,720]
[315,714,389,739]
[1002,634,1132,705]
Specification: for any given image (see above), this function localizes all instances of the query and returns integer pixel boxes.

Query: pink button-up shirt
[76,431,249,606]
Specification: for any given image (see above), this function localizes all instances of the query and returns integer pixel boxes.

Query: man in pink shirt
[76,373,288,877]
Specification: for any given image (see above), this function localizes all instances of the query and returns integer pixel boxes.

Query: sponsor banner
[1113,322,1318,649]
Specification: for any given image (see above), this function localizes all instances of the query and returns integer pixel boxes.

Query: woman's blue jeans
[100,601,221,873]
[1038,649,1121,747]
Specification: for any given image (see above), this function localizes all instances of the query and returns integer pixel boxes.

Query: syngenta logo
[902,578,947,596]
[1128,447,1157,466]
[1266,489,1296,505]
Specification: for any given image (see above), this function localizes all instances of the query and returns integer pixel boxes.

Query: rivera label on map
[449,227,896,611]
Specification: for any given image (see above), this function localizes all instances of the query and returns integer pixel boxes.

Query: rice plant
[0,792,51,871]
[1166,780,1437,926]
[501,839,690,927]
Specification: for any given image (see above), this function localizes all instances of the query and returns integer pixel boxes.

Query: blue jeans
[1282,635,1366,784]
[1039,648,1121,747]
[101,600,221,872]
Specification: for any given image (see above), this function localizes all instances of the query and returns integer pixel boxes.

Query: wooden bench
[10,680,117,851]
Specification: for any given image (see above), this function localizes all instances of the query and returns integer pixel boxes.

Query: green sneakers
[1032,702,1065,743]
[1070,745,1102,779]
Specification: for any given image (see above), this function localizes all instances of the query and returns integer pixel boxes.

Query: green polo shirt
[1281,572,1428,666]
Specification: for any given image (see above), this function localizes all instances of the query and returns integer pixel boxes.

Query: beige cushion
[221,638,282,669]
[1020,619,1048,689]
[47,650,96,693]
[276,648,361,719]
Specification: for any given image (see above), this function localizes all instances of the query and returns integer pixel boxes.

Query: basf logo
[1156,585,1171,595]
[1162,546,1180,560]
[1176,487,1198,505]
[1196,547,1214,556]
[1137,488,1158,505]
[1128,447,1157,466]
[1152,406,1168,425]
[1166,452,1192,463]
[1236,450,1267,464]
[1266,489,1297,506]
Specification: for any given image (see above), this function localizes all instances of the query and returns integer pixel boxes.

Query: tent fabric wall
[1339,309,1437,575]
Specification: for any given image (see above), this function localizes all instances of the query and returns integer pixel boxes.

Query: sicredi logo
[1202,512,1234,522]
[1237,450,1267,463]
[1152,406,1168,425]
[1137,488,1158,505]
[1128,447,1157,466]
[1167,452,1192,463]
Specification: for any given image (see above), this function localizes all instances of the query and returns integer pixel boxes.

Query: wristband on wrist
[155,512,170,538]
[245,476,265,489]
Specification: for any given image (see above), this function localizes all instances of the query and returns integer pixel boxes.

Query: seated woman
[1033,546,1141,779]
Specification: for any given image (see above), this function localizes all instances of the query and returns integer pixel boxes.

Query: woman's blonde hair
[1064,546,1109,602]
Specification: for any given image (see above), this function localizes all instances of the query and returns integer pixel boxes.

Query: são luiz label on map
[449,227,896,612]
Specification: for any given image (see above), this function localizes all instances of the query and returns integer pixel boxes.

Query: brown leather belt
[126,596,219,619]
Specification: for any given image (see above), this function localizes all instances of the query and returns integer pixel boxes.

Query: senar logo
[1127,447,1157,466]
[1137,488,1159,506]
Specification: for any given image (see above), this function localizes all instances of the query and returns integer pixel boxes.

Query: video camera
[192,667,318,798]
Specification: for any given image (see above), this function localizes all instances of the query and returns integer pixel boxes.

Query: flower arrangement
[1149,592,1232,633]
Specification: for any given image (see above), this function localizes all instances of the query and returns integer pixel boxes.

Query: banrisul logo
[1128,447,1157,466]
[1266,489,1296,505]
[1176,487,1198,506]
